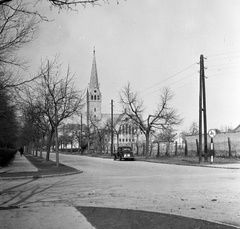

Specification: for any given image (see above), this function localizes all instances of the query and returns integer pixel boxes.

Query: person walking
[19,147,24,156]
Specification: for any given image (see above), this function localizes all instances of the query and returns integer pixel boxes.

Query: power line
[140,71,197,99]
[206,55,240,62]
[207,69,240,78]
[139,62,197,95]
[206,61,240,68]
[206,50,240,58]
[207,65,240,71]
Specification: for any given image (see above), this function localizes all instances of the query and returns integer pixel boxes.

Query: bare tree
[31,56,85,166]
[155,128,177,156]
[88,115,111,154]
[119,82,182,158]
[20,90,51,157]
[181,121,199,143]
[0,1,40,84]
[0,0,121,9]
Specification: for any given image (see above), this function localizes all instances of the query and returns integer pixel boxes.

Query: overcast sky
[19,0,240,132]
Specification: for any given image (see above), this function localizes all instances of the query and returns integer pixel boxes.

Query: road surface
[1,154,240,227]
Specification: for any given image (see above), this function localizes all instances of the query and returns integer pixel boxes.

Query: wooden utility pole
[79,113,82,154]
[111,100,114,156]
[199,54,208,163]
[87,89,90,153]
[199,55,203,163]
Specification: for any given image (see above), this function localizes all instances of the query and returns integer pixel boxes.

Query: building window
[94,95,96,100]
[97,95,100,100]
[94,108,96,112]
[91,95,93,100]
[94,115,96,119]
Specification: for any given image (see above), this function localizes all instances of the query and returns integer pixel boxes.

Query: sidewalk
[0,206,95,229]
[0,151,38,174]
[0,152,95,229]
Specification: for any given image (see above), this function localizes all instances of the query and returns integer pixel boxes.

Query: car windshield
[121,147,131,152]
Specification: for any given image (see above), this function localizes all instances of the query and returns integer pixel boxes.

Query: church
[86,49,141,153]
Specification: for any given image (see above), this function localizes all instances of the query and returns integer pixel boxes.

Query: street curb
[0,170,83,180]
[143,159,240,170]
[86,155,240,169]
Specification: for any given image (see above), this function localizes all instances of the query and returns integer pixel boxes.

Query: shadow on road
[77,206,237,229]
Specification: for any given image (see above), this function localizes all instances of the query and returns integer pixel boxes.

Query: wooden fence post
[228,137,232,157]
[185,139,188,157]
[157,142,160,157]
[196,139,199,156]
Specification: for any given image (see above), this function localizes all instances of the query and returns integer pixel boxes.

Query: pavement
[0,152,96,229]
[0,151,38,174]
[1,152,240,229]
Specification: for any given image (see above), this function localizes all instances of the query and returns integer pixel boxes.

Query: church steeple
[88,48,102,121]
[89,48,99,90]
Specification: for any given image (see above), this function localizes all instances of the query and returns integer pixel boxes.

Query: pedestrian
[19,147,24,156]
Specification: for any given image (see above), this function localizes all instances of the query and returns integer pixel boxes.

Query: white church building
[85,49,142,153]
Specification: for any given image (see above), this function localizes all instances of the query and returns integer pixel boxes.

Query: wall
[185,132,240,157]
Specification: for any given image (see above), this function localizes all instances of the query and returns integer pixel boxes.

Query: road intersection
[1,153,240,228]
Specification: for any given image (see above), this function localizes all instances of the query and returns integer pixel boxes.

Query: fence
[185,132,240,157]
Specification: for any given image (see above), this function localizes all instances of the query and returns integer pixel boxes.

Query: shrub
[0,148,17,167]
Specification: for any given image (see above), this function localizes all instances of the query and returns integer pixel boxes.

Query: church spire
[87,48,102,121]
[89,48,99,90]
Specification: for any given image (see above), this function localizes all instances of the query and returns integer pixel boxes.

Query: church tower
[87,49,102,122]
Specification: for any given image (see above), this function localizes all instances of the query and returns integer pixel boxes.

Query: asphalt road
[1,154,240,228]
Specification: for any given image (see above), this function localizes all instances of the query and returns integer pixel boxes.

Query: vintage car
[114,146,135,161]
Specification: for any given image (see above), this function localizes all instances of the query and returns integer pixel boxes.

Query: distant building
[86,49,142,152]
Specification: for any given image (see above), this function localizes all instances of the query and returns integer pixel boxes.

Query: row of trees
[0,0,119,157]
[1,0,182,163]
[19,56,85,166]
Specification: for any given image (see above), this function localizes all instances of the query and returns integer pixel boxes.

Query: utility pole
[202,56,208,162]
[87,89,90,153]
[79,113,82,154]
[199,55,203,163]
[111,100,114,156]
[199,54,208,163]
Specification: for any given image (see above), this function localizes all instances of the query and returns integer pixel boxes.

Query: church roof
[234,124,240,132]
[89,49,99,90]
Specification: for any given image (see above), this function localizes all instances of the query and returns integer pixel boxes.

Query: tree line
[0,0,183,165]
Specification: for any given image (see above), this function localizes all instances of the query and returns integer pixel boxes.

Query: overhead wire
[206,49,240,58]
[139,62,197,97]
[205,50,240,78]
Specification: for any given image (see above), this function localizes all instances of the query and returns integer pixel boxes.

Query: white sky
[19,0,240,132]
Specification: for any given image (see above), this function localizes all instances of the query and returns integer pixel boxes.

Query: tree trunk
[165,142,170,156]
[175,141,177,156]
[35,145,38,157]
[55,124,59,167]
[145,132,150,159]
[46,128,54,161]
[40,135,44,158]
